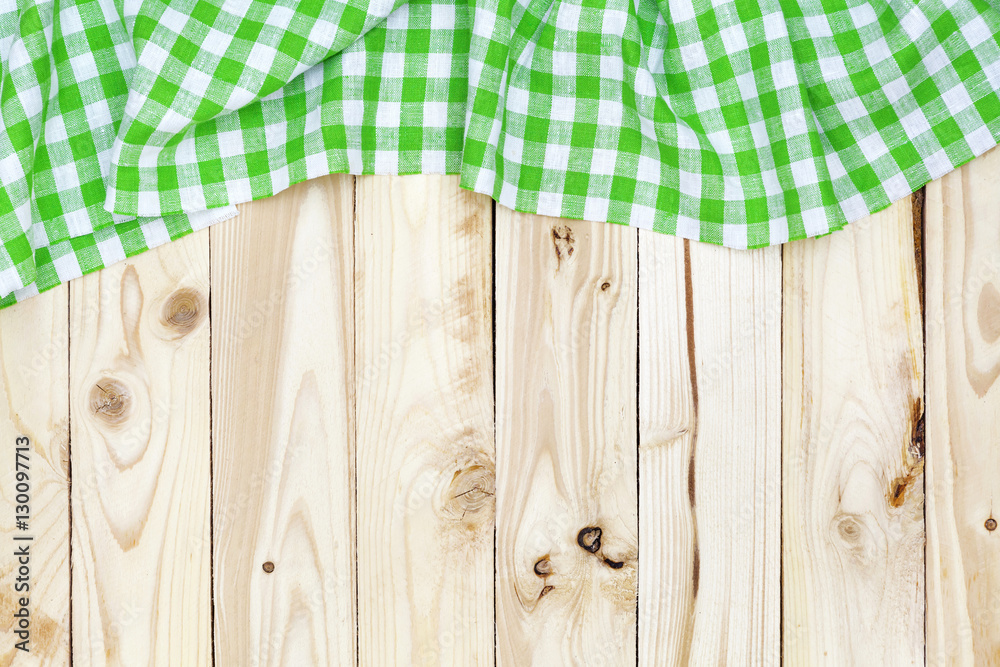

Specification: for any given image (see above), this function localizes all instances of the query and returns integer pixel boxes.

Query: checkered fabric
[3,0,1000,307]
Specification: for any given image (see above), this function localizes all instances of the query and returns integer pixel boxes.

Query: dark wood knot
[89,379,131,425]
[578,526,602,553]
[552,226,575,264]
[161,288,205,336]
[533,557,552,577]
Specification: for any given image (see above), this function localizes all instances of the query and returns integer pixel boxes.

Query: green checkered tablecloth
[3,0,1000,307]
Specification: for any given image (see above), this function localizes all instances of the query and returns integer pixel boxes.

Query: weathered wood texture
[0,286,70,665]
[925,151,1000,666]
[638,235,781,665]
[69,231,212,665]
[782,199,925,665]
[212,175,357,666]
[495,211,638,666]
[354,176,495,666]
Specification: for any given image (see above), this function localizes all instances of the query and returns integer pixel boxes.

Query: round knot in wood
[446,465,495,518]
[830,512,876,565]
[161,288,205,336]
[89,379,131,425]
[836,515,861,542]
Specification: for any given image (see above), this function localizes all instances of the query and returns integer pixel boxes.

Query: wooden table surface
[0,150,998,665]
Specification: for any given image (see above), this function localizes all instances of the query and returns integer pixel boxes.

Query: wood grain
[14,166,1000,663]
[925,149,1000,666]
[782,200,925,665]
[69,231,211,666]
[211,175,357,666]
[0,286,70,666]
[495,211,638,666]
[637,235,781,665]
[354,175,495,666]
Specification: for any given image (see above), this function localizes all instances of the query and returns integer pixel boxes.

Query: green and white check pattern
[3,0,1000,306]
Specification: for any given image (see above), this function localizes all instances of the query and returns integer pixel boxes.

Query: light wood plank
[69,231,211,665]
[636,235,694,667]
[925,150,1000,666]
[782,200,925,665]
[212,175,357,666]
[355,175,494,666]
[0,286,70,665]
[495,212,638,666]
[637,236,781,665]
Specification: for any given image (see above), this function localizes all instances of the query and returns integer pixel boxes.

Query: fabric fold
[3,0,1000,307]
[103,0,411,215]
